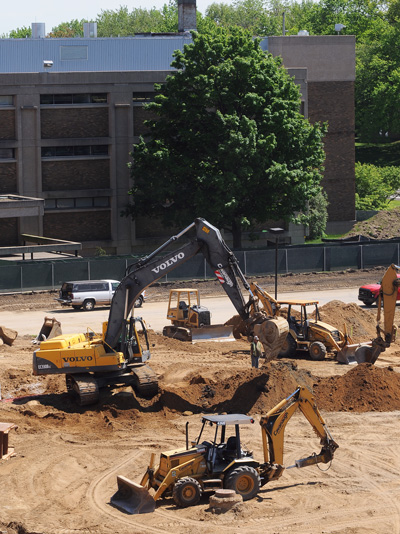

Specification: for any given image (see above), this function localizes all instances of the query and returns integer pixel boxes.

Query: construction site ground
[1,266,400,534]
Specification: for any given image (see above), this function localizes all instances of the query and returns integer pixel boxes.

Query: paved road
[0,286,363,338]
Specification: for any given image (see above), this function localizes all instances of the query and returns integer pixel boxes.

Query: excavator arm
[105,218,288,359]
[258,386,338,485]
[105,219,250,349]
[337,263,399,364]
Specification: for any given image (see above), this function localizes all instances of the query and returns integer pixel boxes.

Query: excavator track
[131,365,159,398]
[66,374,100,406]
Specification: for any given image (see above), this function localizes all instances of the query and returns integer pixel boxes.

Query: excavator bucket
[191,325,235,343]
[336,342,378,365]
[32,317,62,345]
[111,475,156,515]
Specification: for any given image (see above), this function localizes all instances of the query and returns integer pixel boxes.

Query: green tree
[127,25,327,248]
[305,190,329,240]
[48,20,86,38]
[96,2,178,36]
[355,162,393,209]
[3,26,32,38]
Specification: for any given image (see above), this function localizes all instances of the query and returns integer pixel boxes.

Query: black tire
[72,305,82,310]
[224,466,260,501]
[83,299,95,311]
[278,334,297,358]
[309,341,327,361]
[172,477,202,508]
[134,295,143,308]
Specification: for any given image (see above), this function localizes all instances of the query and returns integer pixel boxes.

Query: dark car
[358,274,400,306]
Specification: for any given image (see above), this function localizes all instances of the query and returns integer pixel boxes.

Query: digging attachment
[111,475,155,514]
[253,316,289,362]
[191,324,235,343]
[337,340,384,365]
[33,317,62,344]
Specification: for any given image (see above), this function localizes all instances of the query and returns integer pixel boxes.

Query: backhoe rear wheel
[224,466,260,501]
[173,477,202,508]
[309,341,327,361]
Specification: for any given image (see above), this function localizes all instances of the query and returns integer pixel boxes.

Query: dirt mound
[314,363,400,412]
[159,360,316,414]
[317,300,377,342]
[348,207,400,240]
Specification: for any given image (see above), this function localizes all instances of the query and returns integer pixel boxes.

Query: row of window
[40,93,107,105]
[42,145,108,158]
[0,92,154,107]
[0,146,108,159]
[45,197,110,210]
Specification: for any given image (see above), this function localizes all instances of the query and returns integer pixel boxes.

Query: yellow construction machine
[250,266,399,365]
[163,288,235,342]
[111,386,338,514]
[33,218,288,405]
[336,263,399,364]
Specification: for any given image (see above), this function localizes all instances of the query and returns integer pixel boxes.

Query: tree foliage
[305,190,329,240]
[48,20,87,38]
[127,25,327,248]
[96,2,179,36]
[354,162,400,209]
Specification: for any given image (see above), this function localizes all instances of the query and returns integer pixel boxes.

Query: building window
[40,93,107,105]
[60,45,88,61]
[0,96,13,106]
[132,92,154,102]
[0,148,15,159]
[41,145,108,158]
[45,197,109,210]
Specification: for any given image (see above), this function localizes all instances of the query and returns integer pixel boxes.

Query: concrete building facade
[0,30,355,254]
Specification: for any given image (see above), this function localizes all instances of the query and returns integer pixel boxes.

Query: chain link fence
[1,240,399,293]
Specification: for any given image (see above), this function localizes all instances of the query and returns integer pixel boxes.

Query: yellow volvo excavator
[33,218,288,405]
[111,386,338,514]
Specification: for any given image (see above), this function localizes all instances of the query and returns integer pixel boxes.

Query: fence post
[243,251,247,276]
[284,249,288,273]
[88,260,91,280]
[51,263,55,290]
[20,265,23,291]
[360,245,363,269]
[204,258,207,280]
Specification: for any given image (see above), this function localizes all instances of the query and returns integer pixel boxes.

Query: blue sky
[1,0,221,36]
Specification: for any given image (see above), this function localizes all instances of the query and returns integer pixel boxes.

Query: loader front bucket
[191,324,235,343]
[336,342,376,365]
[32,317,62,345]
[111,475,156,515]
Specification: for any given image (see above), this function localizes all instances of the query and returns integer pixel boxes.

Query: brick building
[0,18,355,254]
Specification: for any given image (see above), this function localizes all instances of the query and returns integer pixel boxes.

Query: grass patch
[306,233,345,244]
[355,140,400,167]
[387,199,400,210]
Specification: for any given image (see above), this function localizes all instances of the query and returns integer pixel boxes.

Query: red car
[358,274,400,306]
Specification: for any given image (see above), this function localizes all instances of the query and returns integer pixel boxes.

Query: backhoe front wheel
[225,466,260,501]
[309,341,327,361]
[278,334,297,358]
[173,477,202,508]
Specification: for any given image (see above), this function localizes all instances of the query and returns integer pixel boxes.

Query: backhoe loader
[111,386,338,514]
[250,265,399,364]
[33,218,288,405]
[163,288,235,342]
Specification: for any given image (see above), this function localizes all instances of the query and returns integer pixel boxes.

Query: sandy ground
[1,269,400,534]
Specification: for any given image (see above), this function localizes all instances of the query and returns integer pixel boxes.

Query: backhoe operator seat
[224,436,238,461]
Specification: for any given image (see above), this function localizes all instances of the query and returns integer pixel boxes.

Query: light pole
[269,227,285,299]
